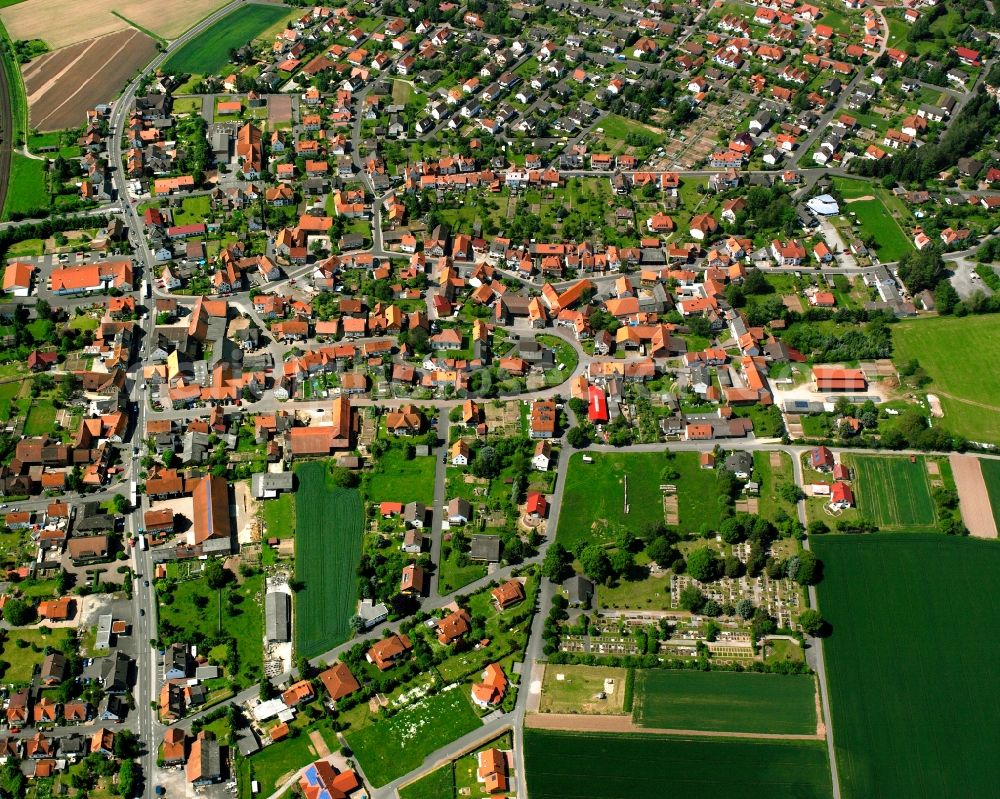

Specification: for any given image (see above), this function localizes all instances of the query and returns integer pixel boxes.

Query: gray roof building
[265,592,291,643]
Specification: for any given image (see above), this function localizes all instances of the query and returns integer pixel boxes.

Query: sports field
[524,730,832,799]
[632,670,817,735]
[848,455,937,530]
[813,534,1000,798]
[893,315,1000,443]
[557,451,721,549]
[293,462,363,658]
[977,458,1000,531]
[163,4,289,75]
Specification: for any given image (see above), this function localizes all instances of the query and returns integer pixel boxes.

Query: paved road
[104,2,251,796]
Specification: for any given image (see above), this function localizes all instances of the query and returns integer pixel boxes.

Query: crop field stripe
[163,4,289,75]
[850,456,936,530]
[293,462,363,658]
[524,729,832,799]
[976,458,1000,531]
[812,535,1000,798]
[632,670,817,735]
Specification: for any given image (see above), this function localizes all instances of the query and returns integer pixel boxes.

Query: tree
[791,550,822,585]
[609,549,633,577]
[111,494,129,515]
[685,547,720,583]
[736,598,754,619]
[578,544,612,584]
[203,559,230,590]
[330,466,359,488]
[679,585,705,612]
[807,519,829,536]
[542,542,573,583]
[113,729,140,759]
[3,598,35,626]
[798,609,826,636]
[566,426,591,448]
[644,537,674,567]
[116,760,136,797]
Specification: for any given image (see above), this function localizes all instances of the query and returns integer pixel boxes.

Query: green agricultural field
[977,458,1000,531]
[294,462,364,657]
[163,4,290,75]
[632,670,817,735]
[3,153,48,220]
[813,535,1000,798]
[894,315,1000,443]
[346,688,481,787]
[847,455,937,531]
[557,451,721,549]
[524,730,832,799]
[364,446,436,505]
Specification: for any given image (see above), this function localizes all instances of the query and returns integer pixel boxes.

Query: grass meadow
[363,445,436,505]
[163,4,289,75]
[3,153,48,220]
[524,730,832,799]
[346,687,481,787]
[556,451,721,549]
[893,314,1000,443]
[847,455,937,531]
[632,670,817,735]
[813,534,1000,798]
[293,462,363,658]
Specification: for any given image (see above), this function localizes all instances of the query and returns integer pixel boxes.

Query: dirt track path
[949,454,998,539]
[525,712,824,740]
[934,390,1000,413]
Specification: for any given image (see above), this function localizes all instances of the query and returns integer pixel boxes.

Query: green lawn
[3,153,48,220]
[23,399,56,436]
[156,568,263,686]
[261,492,295,539]
[844,197,913,262]
[813,535,1000,798]
[437,543,487,593]
[632,670,817,735]
[557,451,721,549]
[294,462,364,657]
[163,4,290,75]
[600,114,665,146]
[346,688,481,787]
[524,730,832,799]
[248,720,338,794]
[847,455,937,531]
[364,446,436,505]
[977,458,1000,531]
[399,765,454,799]
[0,627,72,684]
[893,315,1000,443]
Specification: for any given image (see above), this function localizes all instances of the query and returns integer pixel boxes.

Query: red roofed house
[366,634,412,670]
[587,385,608,424]
[471,663,507,709]
[813,367,867,392]
[525,492,547,519]
[318,662,360,704]
[831,482,854,509]
[299,760,361,799]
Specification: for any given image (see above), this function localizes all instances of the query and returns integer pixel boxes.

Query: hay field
[0,0,228,49]
[848,455,937,531]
